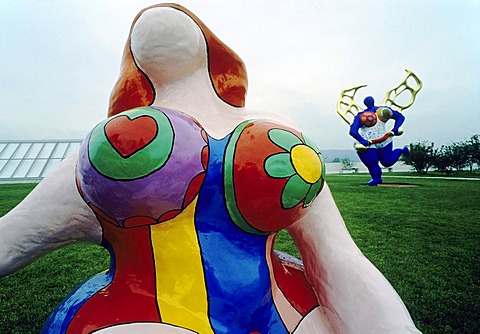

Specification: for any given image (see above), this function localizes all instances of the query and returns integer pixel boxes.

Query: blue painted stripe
[195,136,287,334]
[41,241,115,334]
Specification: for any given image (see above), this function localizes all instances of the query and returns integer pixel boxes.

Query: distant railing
[0,140,82,182]
[0,141,414,182]
[325,162,411,174]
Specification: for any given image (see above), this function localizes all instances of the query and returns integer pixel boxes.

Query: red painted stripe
[271,252,318,316]
[67,224,160,333]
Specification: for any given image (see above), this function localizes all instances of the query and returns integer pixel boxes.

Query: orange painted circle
[225,121,316,233]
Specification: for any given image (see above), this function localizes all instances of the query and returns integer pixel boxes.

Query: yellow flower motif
[265,129,324,209]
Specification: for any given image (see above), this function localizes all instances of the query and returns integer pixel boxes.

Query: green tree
[466,134,480,172]
[341,157,354,170]
[433,145,457,175]
[434,136,480,174]
[448,142,469,171]
[402,141,436,174]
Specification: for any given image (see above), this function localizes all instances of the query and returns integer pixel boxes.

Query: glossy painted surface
[225,120,324,233]
[78,106,206,225]
[108,3,247,117]
[63,113,324,333]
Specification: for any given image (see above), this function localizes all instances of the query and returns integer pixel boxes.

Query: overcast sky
[1,0,479,150]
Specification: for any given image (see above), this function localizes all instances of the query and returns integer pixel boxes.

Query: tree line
[402,134,480,175]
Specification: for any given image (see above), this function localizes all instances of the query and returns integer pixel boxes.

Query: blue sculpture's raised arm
[391,109,406,135]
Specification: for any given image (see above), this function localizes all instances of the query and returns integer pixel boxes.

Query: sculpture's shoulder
[223,119,326,234]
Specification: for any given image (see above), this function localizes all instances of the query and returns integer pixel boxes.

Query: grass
[1,176,479,333]
[0,184,110,333]
[385,170,480,178]
[326,174,480,333]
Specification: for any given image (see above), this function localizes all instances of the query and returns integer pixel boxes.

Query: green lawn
[324,174,480,334]
[1,175,479,333]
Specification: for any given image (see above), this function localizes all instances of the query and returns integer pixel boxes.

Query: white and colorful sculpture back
[0,4,421,333]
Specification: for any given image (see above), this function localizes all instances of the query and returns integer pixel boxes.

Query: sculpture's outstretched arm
[349,115,369,146]
[0,151,102,277]
[287,184,420,333]
[390,109,406,135]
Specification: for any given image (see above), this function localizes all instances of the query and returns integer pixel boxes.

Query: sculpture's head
[108,3,248,117]
[363,96,375,109]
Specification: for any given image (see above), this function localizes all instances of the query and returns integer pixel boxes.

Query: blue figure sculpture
[349,96,409,185]
[337,70,422,185]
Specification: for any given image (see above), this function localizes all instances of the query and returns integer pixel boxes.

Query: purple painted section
[77,107,206,225]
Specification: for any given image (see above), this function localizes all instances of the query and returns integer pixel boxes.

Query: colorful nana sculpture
[337,70,423,185]
[0,4,421,333]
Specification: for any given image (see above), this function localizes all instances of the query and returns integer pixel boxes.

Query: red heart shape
[105,115,158,158]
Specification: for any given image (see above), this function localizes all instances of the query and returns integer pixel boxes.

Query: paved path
[377,175,480,181]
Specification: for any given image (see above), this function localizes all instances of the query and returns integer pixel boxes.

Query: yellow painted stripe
[150,197,213,333]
